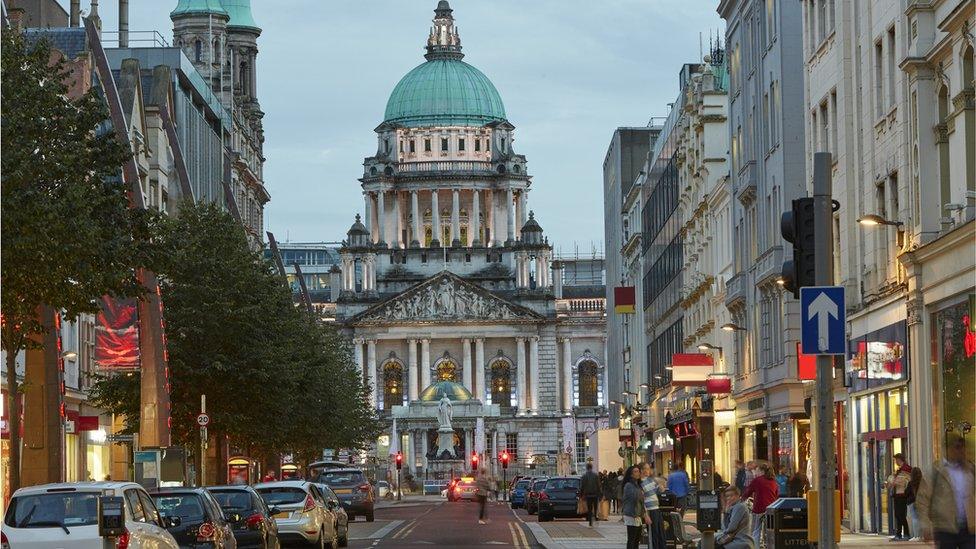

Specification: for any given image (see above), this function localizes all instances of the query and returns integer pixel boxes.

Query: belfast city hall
[333,1,609,479]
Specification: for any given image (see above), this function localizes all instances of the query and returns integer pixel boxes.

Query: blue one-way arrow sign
[800,286,846,355]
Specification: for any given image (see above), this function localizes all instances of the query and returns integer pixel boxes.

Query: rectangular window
[458,138,465,151]
[767,0,776,41]
[399,140,403,153]
[575,433,588,464]
[424,139,431,152]
[441,138,449,152]
[763,93,771,152]
[818,0,827,43]
[875,40,884,118]
[770,82,779,145]
[820,100,829,154]
[409,140,416,153]
[474,139,481,152]
[506,433,519,461]
[830,89,838,156]
[887,27,896,110]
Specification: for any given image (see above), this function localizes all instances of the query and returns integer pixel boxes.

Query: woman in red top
[743,463,780,544]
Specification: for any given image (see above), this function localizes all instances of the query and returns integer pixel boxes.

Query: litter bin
[764,497,808,549]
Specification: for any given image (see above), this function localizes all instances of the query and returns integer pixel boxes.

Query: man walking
[916,435,975,549]
[476,469,491,524]
[734,460,747,491]
[641,463,666,549]
[581,462,602,527]
[667,464,691,518]
[886,453,913,541]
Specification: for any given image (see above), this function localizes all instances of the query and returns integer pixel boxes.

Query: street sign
[196,413,210,427]
[800,286,845,355]
[106,434,134,443]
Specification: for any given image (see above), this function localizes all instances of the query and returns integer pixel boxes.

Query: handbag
[576,496,588,515]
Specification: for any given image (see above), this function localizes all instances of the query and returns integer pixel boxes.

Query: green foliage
[89,202,378,456]
[0,28,158,353]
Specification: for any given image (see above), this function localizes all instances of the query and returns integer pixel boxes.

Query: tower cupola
[521,211,544,246]
[425,0,462,61]
[346,214,371,249]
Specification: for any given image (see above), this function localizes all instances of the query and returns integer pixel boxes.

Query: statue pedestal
[436,427,455,457]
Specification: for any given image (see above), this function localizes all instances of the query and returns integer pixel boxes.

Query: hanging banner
[94,297,141,370]
[475,417,485,454]
[671,353,713,386]
[561,416,577,458]
[614,287,636,314]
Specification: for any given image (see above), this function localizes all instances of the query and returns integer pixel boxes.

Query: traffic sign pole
[200,394,207,487]
[813,152,836,548]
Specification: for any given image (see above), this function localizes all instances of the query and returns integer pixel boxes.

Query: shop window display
[932,297,976,459]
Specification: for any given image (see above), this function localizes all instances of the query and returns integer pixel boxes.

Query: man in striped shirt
[640,463,666,549]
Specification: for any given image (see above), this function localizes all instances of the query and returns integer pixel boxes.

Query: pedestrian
[775,466,789,497]
[621,465,644,549]
[640,462,666,549]
[667,464,691,519]
[615,468,625,514]
[907,466,923,541]
[700,486,754,549]
[262,471,277,482]
[490,476,499,501]
[744,461,757,489]
[788,470,809,497]
[886,452,913,541]
[476,469,491,524]
[580,462,602,527]
[742,463,778,546]
[916,435,975,548]
[734,460,747,491]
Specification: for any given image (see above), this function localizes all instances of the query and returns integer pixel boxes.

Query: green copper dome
[419,380,473,402]
[383,59,506,128]
[220,0,260,31]
[171,0,227,17]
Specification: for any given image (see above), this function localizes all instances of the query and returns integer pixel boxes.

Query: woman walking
[621,465,644,549]
[906,466,923,541]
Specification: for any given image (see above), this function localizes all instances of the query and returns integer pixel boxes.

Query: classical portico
[337,1,608,479]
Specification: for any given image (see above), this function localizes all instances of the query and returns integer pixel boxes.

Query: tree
[1,29,157,492]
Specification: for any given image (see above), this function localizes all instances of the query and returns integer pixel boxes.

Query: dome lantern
[521,211,544,245]
[425,1,462,61]
[346,214,370,248]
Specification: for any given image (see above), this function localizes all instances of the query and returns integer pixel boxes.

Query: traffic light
[500,451,510,469]
[471,452,479,470]
[394,451,403,470]
[781,197,817,298]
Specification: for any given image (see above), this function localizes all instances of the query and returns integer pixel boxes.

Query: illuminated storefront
[931,296,976,459]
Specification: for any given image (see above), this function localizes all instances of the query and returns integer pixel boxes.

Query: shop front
[664,398,714,482]
[651,427,674,476]
[930,295,976,460]
[846,319,910,535]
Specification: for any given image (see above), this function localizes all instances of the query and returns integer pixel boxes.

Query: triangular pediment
[348,272,544,325]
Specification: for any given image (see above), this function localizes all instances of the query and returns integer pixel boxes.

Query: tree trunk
[5,348,21,494]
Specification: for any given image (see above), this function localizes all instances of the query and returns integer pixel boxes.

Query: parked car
[525,478,549,515]
[509,478,532,509]
[375,481,396,499]
[209,485,280,549]
[151,487,237,549]
[313,483,349,548]
[316,468,374,522]
[450,478,479,502]
[255,480,338,548]
[1,481,179,548]
[537,477,583,522]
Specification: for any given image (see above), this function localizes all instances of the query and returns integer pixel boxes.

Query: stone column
[431,190,441,247]
[471,189,482,246]
[353,338,364,377]
[364,192,373,241]
[366,339,377,409]
[420,429,429,470]
[515,337,526,413]
[462,338,472,393]
[487,190,497,246]
[451,188,461,247]
[410,190,421,247]
[408,338,419,401]
[516,190,526,239]
[529,336,539,413]
[535,255,545,288]
[465,429,473,470]
[602,336,609,406]
[561,338,573,412]
[376,190,387,246]
[361,256,372,292]
[406,431,414,474]
[421,338,431,388]
[506,187,515,245]
[475,338,485,402]
[392,190,402,248]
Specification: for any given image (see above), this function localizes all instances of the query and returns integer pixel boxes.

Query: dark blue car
[510,478,532,509]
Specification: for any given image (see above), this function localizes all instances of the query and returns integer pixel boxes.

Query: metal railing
[101,30,170,48]
[396,160,494,173]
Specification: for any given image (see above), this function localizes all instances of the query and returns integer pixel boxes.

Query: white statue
[437,395,453,430]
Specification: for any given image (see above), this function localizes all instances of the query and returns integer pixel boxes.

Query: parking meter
[98,496,126,537]
[697,460,721,533]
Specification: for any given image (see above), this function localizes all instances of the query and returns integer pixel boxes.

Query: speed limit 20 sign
[196,413,210,427]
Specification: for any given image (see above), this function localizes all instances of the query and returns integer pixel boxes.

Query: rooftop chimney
[118,0,128,47]
[70,0,80,26]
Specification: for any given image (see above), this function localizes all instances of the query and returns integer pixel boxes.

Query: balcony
[725,272,746,308]
[556,298,606,316]
[396,160,497,176]
[754,246,783,287]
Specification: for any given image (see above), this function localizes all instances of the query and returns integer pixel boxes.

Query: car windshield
[209,490,252,511]
[257,487,308,505]
[515,480,530,489]
[152,494,207,522]
[5,492,99,528]
[546,479,580,491]
[532,480,547,490]
[319,471,365,487]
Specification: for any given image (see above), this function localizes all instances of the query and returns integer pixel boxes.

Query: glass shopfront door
[858,434,905,533]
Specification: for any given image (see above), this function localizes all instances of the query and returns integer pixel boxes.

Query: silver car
[255,480,337,549]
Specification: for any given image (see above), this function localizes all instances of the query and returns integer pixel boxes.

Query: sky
[61,0,725,254]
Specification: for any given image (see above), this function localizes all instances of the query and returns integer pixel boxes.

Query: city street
[348,497,540,548]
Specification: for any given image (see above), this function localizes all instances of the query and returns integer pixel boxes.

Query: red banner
[95,297,141,370]
[671,353,713,386]
[614,287,636,314]
[797,343,816,381]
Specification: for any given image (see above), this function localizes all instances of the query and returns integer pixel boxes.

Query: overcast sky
[63,0,724,254]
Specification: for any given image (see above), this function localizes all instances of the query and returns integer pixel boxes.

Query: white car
[1,481,179,549]
[255,480,338,548]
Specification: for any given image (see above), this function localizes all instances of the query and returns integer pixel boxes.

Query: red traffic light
[500,451,510,468]
[471,452,480,465]
[394,451,403,470]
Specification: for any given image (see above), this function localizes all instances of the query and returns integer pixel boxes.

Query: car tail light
[246,512,265,529]
[539,492,549,501]
[303,494,316,513]
[115,530,130,549]
[358,484,372,493]
[2,531,9,549]
[197,522,216,542]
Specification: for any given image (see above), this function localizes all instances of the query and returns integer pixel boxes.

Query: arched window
[382,361,404,410]
[490,359,513,406]
[435,359,458,382]
[194,40,202,62]
[577,360,599,407]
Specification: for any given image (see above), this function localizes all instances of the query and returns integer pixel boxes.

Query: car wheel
[539,513,552,522]
[366,510,375,522]
[338,526,349,548]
